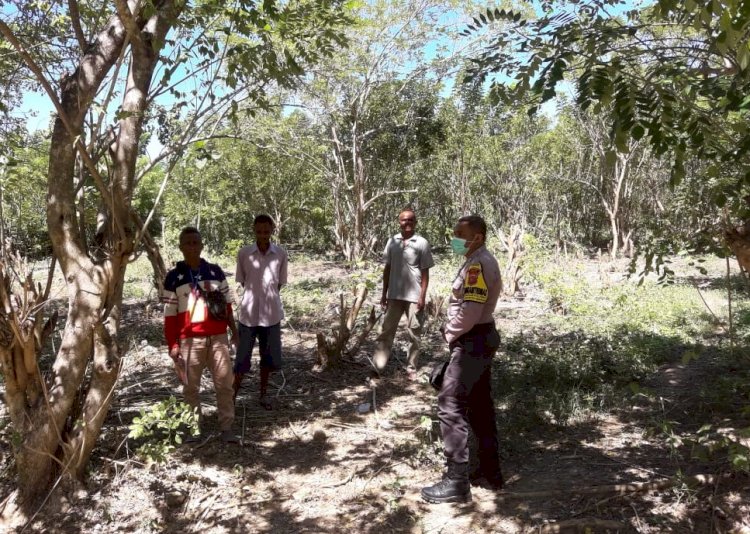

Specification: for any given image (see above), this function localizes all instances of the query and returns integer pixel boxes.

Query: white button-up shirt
[235,243,288,327]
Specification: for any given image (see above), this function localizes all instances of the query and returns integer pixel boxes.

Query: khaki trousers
[180,334,234,431]
[373,299,425,371]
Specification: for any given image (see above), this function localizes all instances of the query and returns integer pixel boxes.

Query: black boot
[421,461,471,503]
[470,453,504,490]
[469,468,504,490]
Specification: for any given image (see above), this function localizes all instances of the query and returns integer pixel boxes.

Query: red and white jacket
[162,259,233,350]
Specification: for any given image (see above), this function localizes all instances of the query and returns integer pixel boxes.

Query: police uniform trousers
[438,322,500,464]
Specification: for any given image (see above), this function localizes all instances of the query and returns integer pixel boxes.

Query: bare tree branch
[114,0,145,54]
[68,0,88,50]
[0,19,119,225]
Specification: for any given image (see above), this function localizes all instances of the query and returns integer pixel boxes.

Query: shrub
[127,396,199,463]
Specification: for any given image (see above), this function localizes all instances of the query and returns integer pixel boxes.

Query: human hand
[169,345,181,361]
[230,332,239,350]
[417,296,425,311]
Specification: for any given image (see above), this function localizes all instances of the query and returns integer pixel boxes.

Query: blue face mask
[450,237,469,255]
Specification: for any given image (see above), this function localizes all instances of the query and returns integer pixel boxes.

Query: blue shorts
[234,322,283,373]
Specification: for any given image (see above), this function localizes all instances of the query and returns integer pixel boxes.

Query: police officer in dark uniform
[422,215,503,503]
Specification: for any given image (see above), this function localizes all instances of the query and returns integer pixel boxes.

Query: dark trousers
[438,323,500,464]
[233,322,282,374]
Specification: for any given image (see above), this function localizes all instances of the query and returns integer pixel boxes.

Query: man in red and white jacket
[162,227,239,443]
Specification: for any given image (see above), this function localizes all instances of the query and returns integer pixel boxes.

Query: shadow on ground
[6,294,750,533]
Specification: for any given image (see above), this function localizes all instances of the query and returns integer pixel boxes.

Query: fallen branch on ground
[538,518,627,533]
[326,421,419,441]
[323,465,369,488]
[500,473,725,500]
[209,496,278,512]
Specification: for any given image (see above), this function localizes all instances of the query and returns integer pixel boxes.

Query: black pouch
[429,360,449,391]
[197,285,228,322]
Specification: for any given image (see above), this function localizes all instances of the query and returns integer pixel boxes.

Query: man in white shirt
[373,208,434,380]
[232,214,288,410]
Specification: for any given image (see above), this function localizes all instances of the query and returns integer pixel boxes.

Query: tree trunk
[498,225,524,296]
[0,2,182,507]
[132,211,167,295]
[608,211,619,261]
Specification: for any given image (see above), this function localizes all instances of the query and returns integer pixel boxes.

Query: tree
[299,0,467,261]
[564,109,651,258]
[0,0,349,509]
[462,1,750,254]
[0,133,50,258]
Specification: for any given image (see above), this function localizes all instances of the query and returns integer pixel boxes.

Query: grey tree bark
[0,1,182,508]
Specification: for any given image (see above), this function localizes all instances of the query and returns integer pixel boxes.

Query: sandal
[259,396,273,411]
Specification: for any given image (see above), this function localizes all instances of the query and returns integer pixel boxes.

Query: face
[453,221,481,249]
[398,211,416,237]
[179,232,203,261]
[254,222,274,245]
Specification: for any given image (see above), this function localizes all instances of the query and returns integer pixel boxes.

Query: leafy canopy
[463,0,750,207]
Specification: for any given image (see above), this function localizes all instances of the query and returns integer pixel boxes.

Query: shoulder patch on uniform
[463,263,488,303]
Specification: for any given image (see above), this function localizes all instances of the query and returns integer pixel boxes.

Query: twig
[182,482,197,515]
[191,490,220,532]
[0,489,16,517]
[284,339,309,348]
[288,419,303,441]
[710,468,722,532]
[101,457,143,467]
[539,518,627,533]
[689,279,725,331]
[306,370,334,383]
[326,422,419,441]
[209,496,277,512]
[727,256,734,357]
[323,466,368,488]
[497,473,723,501]
[593,455,662,477]
[571,493,623,517]
[241,400,247,443]
[274,370,286,398]
[631,502,645,531]
[361,460,409,493]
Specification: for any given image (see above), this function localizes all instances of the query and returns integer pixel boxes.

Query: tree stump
[315,285,379,369]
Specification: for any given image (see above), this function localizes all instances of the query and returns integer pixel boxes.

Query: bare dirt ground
[1,257,749,533]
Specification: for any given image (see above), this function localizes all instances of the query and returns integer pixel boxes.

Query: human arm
[381,264,391,308]
[161,275,181,359]
[417,269,429,311]
[278,248,288,291]
[227,305,239,348]
[417,242,435,311]
[442,301,484,343]
[235,248,245,288]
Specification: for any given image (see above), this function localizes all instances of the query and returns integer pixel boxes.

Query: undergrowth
[493,255,750,471]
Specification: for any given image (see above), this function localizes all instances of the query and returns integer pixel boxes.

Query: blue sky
[12,0,646,140]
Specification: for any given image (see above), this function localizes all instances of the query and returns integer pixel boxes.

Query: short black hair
[179,226,201,243]
[399,207,416,220]
[253,214,275,227]
[458,215,487,238]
